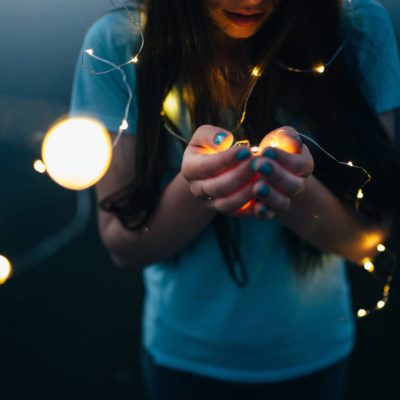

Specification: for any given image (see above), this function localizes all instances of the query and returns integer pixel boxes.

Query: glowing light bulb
[357,309,367,318]
[85,48,94,55]
[42,117,112,190]
[347,161,354,166]
[33,159,46,173]
[377,300,386,309]
[314,64,326,74]
[251,66,261,77]
[0,255,12,285]
[120,119,129,131]
[162,90,180,122]
[258,129,301,154]
[377,244,386,252]
[131,56,139,63]
[251,146,260,155]
[362,258,375,273]
[357,189,364,199]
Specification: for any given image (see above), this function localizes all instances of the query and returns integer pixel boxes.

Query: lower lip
[224,11,265,27]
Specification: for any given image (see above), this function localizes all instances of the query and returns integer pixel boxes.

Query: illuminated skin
[205,0,279,40]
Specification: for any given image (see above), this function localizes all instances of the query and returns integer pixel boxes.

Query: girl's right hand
[181,125,257,216]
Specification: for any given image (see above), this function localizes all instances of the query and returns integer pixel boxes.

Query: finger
[261,145,314,178]
[258,126,302,155]
[252,180,291,214]
[212,180,256,215]
[198,157,257,198]
[189,124,234,153]
[253,202,276,220]
[182,144,253,181]
[251,157,305,198]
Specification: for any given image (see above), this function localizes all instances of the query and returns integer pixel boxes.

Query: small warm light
[120,119,129,131]
[42,117,112,190]
[347,161,354,166]
[362,258,375,273]
[85,48,94,55]
[357,309,367,318]
[357,189,364,199]
[259,129,301,154]
[383,285,390,296]
[162,90,180,122]
[377,300,386,309]
[239,199,256,213]
[314,64,326,74]
[251,66,261,77]
[130,56,139,63]
[0,255,12,285]
[250,146,260,155]
[33,159,46,174]
[377,244,386,252]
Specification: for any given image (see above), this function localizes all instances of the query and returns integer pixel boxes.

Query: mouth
[223,10,266,27]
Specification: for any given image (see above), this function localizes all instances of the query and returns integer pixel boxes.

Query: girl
[71,0,400,398]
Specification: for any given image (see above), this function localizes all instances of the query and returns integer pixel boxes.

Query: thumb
[190,125,234,154]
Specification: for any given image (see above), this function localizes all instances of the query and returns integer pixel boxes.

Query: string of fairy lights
[0,0,396,321]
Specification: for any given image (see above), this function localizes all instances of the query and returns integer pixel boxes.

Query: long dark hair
[101,0,400,283]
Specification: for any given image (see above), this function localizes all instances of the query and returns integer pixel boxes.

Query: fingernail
[258,162,273,175]
[259,205,269,216]
[236,148,251,161]
[256,184,270,197]
[214,131,228,145]
[262,148,277,159]
[250,158,259,171]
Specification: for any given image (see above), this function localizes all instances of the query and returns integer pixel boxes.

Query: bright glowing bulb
[357,189,364,199]
[377,244,386,252]
[251,66,261,77]
[120,119,129,131]
[85,48,94,55]
[259,129,301,154]
[362,258,375,272]
[131,56,139,63]
[357,309,367,318]
[314,64,326,74]
[377,300,386,309]
[162,90,180,122]
[347,161,354,166]
[33,159,46,173]
[42,117,112,190]
[251,146,260,155]
[0,255,12,285]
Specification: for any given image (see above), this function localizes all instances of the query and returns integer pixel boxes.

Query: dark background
[0,1,399,399]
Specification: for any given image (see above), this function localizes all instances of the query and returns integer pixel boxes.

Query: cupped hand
[181,125,257,216]
[250,126,314,219]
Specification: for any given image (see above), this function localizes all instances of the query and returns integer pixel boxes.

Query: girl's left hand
[250,131,314,219]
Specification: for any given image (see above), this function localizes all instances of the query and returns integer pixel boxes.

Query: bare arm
[252,113,396,264]
[96,126,256,269]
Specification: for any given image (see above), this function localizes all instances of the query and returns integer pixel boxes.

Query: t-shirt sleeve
[348,0,400,114]
[69,10,140,135]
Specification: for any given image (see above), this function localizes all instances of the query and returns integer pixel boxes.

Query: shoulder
[83,7,142,59]
[344,0,395,35]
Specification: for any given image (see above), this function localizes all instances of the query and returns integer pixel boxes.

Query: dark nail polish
[259,205,269,216]
[259,162,273,175]
[236,148,251,161]
[250,158,259,171]
[262,148,277,159]
[214,131,228,145]
[256,184,270,197]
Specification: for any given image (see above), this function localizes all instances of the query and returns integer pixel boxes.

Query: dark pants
[141,349,349,400]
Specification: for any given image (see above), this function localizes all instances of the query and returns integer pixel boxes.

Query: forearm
[278,175,388,264]
[100,172,216,269]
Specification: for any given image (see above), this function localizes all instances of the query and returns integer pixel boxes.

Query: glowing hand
[181,125,257,216]
[250,126,314,219]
